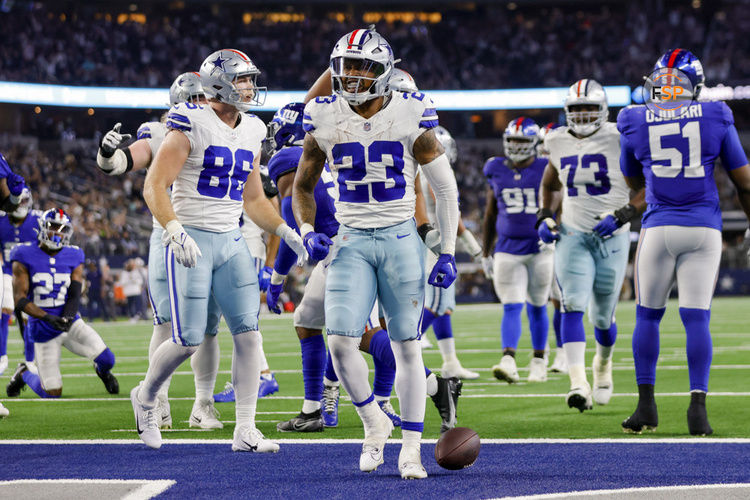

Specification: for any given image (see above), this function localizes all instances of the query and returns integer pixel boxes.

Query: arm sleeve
[720,124,748,171]
[62,280,82,318]
[272,196,300,276]
[420,153,459,255]
[619,134,643,178]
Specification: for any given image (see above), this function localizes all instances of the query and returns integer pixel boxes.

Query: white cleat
[398,446,427,479]
[189,399,223,429]
[232,425,280,453]
[130,382,162,449]
[157,394,172,429]
[492,354,520,384]
[592,354,613,405]
[359,408,394,472]
[527,357,548,383]
[566,382,594,413]
[549,347,568,373]
[419,336,433,349]
[0,402,8,418]
[0,355,7,376]
[441,359,480,380]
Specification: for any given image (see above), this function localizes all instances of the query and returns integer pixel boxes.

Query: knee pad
[94,348,115,372]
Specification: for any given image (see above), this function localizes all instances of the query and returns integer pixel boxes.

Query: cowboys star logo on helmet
[199,49,266,111]
[169,72,206,107]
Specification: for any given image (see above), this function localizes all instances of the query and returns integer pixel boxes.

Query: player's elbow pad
[96,148,133,176]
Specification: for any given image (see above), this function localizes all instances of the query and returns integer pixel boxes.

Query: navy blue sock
[594,323,618,347]
[94,348,115,373]
[421,308,436,334]
[324,348,338,382]
[424,366,431,377]
[526,303,549,352]
[0,313,7,357]
[553,308,562,348]
[402,421,424,433]
[633,305,665,386]
[300,335,326,402]
[369,329,396,398]
[561,311,586,343]
[23,327,35,363]
[680,307,712,392]
[432,314,453,340]
[501,303,524,349]
[22,370,56,398]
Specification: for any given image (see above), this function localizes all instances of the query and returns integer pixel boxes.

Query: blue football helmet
[38,208,73,250]
[265,102,306,153]
[503,117,540,163]
[653,48,705,99]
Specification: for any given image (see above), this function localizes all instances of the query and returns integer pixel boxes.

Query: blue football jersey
[10,243,84,342]
[267,146,339,238]
[618,101,748,230]
[483,156,547,254]
[0,210,42,274]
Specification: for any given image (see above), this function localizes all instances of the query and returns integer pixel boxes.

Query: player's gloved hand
[536,208,560,244]
[429,254,457,289]
[42,314,71,332]
[417,223,442,256]
[164,220,202,268]
[481,255,494,280]
[7,173,26,205]
[303,232,333,261]
[593,204,636,239]
[258,265,273,292]
[99,123,132,158]
[276,223,308,266]
[266,284,284,314]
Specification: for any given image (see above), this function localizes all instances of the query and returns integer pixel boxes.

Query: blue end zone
[1,443,749,498]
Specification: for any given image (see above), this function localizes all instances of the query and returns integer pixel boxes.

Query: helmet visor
[331,57,386,94]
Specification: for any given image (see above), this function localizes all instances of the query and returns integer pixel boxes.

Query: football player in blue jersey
[0,152,27,214]
[5,209,119,399]
[617,49,750,436]
[0,188,41,376]
[483,117,554,384]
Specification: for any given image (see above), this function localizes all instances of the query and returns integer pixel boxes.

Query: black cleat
[687,392,713,436]
[622,384,658,434]
[96,367,120,394]
[6,363,28,397]
[276,410,324,433]
[430,375,462,434]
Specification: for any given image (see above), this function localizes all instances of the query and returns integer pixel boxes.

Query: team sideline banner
[0,81,632,110]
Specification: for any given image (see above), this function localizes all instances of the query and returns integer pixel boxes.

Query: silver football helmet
[434,126,457,164]
[388,68,418,93]
[199,49,266,112]
[169,72,205,106]
[330,29,394,105]
[564,79,608,137]
[10,187,31,219]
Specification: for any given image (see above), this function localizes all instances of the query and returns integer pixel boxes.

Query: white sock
[425,372,438,397]
[324,377,339,388]
[328,335,373,406]
[595,342,613,361]
[232,331,261,430]
[402,429,422,450]
[257,331,270,372]
[374,395,389,402]
[149,322,173,397]
[569,364,588,389]
[437,337,457,364]
[141,341,196,406]
[302,400,321,413]
[391,339,426,428]
[563,341,586,367]
[191,333,220,402]
[355,401,381,432]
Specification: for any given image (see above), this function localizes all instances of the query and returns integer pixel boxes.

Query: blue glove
[303,232,333,261]
[7,173,25,197]
[593,214,620,238]
[258,265,273,292]
[266,283,283,314]
[537,218,560,243]
[428,254,457,289]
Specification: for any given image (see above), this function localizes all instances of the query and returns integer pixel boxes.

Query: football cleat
[213,382,235,403]
[232,425,280,453]
[377,399,402,427]
[622,405,658,434]
[549,347,568,373]
[441,359,480,380]
[592,354,613,405]
[567,383,594,413]
[430,375,462,433]
[190,399,223,429]
[398,446,427,480]
[492,354,520,384]
[131,382,162,449]
[276,410,324,433]
[6,362,28,397]
[0,354,7,376]
[95,366,119,394]
[687,392,713,436]
[321,384,340,427]
[0,402,8,418]
[157,394,172,429]
[359,408,393,472]
[527,357,548,383]
[258,373,279,398]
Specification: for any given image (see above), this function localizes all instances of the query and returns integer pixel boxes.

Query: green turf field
[1,297,748,440]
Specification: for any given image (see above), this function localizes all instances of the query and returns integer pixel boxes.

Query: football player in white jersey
[537,79,644,412]
[131,49,307,452]
[293,29,460,479]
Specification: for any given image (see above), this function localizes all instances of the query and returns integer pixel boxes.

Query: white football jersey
[544,122,630,233]
[240,211,265,260]
[165,103,266,233]
[304,91,438,229]
[137,121,168,230]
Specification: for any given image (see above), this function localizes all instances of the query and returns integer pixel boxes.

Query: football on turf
[434,427,480,470]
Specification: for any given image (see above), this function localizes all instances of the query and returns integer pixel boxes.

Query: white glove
[164,220,202,268]
[100,123,132,157]
[276,223,309,266]
[97,123,133,175]
[481,255,494,280]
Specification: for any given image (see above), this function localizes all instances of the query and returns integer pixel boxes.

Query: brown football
[434,427,480,470]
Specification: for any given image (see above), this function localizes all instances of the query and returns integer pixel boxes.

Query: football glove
[428,254,457,289]
[42,314,71,332]
[258,265,273,292]
[7,173,25,197]
[303,232,333,261]
[537,218,560,243]
[164,220,202,268]
[99,122,132,157]
[593,203,637,238]
[481,255,494,280]
[266,282,284,314]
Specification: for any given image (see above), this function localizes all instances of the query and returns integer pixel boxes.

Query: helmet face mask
[265,102,306,153]
[503,117,540,164]
[38,209,73,251]
[200,49,266,112]
[564,79,608,137]
[10,188,31,219]
[330,29,394,106]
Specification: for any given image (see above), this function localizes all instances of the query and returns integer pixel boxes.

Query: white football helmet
[10,187,31,219]
[199,49,266,112]
[564,79,608,137]
[330,29,394,105]
[169,72,205,106]
[434,126,457,164]
[388,68,418,93]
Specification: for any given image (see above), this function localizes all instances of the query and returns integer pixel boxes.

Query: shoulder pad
[267,146,303,184]
[403,92,438,130]
[165,103,204,133]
